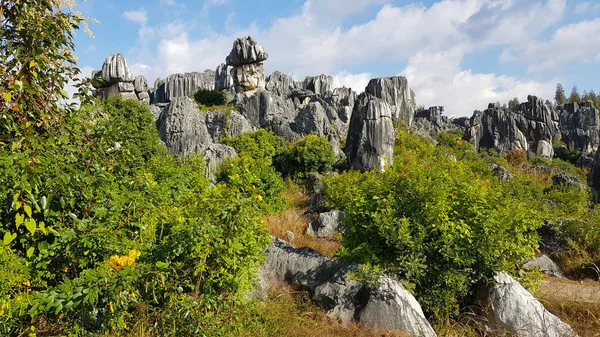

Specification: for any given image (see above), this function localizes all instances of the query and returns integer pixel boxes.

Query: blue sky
[73,0,600,116]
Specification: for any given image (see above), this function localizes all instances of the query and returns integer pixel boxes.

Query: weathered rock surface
[589,146,600,202]
[203,143,237,182]
[490,164,513,181]
[265,71,300,96]
[552,174,585,190]
[523,255,564,278]
[157,97,212,155]
[205,109,254,141]
[482,272,576,337]
[467,96,559,158]
[345,93,395,171]
[559,101,600,153]
[215,63,234,90]
[259,238,436,337]
[365,76,416,126]
[101,53,133,84]
[226,36,269,66]
[306,211,344,238]
[153,71,216,104]
[227,37,268,94]
[414,106,460,136]
[304,75,333,96]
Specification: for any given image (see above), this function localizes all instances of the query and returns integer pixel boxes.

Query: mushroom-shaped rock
[345,93,395,172]
[226,36,269,66]
[101,53,133,84]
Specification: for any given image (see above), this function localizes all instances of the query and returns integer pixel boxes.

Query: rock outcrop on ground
[259,238,437,337]
[523,255,564,278]
[345,93,395,171]
[481,272,577,337]
[467,96,559,158]
[306,211,344,238]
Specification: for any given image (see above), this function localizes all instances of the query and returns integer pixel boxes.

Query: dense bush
[194,88,227,107]
[274,134,336,179]
[221,129,288,164]
[0,98,272,335]
[323,129,543,318]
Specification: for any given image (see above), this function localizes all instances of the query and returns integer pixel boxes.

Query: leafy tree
[0,0,91,141]
[274,134,336,179]
[194,88,227,107]
[508,97,520,112]
[569,85,581,103]
[554,83,567,106]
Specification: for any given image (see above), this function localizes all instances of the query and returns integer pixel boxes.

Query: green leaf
[27,247,35,258]
[25,218,37,235]
[29,60,38,69]
[24,204,32,218]
[60,89,69,99]
[2,92,11,102]
[14,80,23,90]
[15,213,24,229]
[3,232,16,245]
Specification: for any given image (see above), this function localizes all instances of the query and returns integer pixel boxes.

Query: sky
[72,0,600,117]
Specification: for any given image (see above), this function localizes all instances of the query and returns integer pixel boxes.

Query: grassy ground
[265,183,341,257]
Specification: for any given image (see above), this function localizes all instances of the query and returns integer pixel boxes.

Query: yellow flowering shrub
[108,250,141,270]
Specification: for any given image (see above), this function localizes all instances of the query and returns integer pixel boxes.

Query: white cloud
[123,8,147,26]
[502,18,600,72]
[332,71,372,93]
[401,48,557,116]
[160,0,176,5]
[125,0,576,115]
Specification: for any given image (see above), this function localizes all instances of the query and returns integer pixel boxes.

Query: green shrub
[323,130,543,318]
[221,129,288,163]
[274,134,336,179]
[193,88,227,107]
[218,154,286,214]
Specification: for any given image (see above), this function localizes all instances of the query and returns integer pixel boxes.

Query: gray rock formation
[205,109,254,141]
[215,63,234,90]
[153,71,216,104]
[265,71,300,96]
[523,255,564,278]
[490,164,513,181]
[303,75,333,96]
[203,143,237,183]
[365,76,417,126]
[134,75,150,105]
[226,36,269,66]
[589,146,600,202]
[306,211,344,238]
[259,238,436,337]
[482,272,576,337]
[157,97,213,155]
[227,37,268,94]
[467,96,560,158]
[345,93,395,171]
[414,106,461,136]
[101,53,133,84]
[92,54,148,103]
[559,101,600,153]
[552,174,585,190]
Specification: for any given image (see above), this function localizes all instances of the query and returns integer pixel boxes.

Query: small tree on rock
[554,83,567,107]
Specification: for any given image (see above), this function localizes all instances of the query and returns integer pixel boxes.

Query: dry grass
[265,183,341,257]
[235,287,411,337]
[536,277,600,337]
